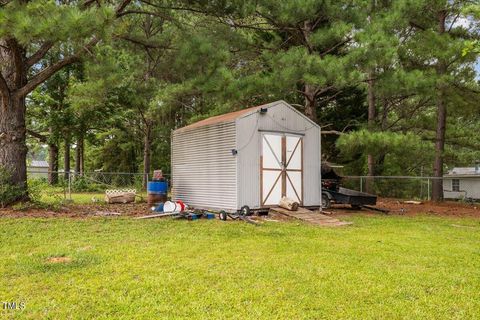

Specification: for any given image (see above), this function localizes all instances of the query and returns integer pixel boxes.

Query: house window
[452,179,460,192]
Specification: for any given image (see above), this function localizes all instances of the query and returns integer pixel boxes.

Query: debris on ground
[269,206,352,226]
[362,205,389,214]
[333,198,480,217]
[403,200,422,205]
[163,200,186,213]
[1,197,480,219]
[279,196,299,211]
[105,189,136,204]
[94,211,121,216]
[135,212,179,220]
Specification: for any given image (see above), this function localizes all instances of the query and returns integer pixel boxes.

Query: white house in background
[443,162,480,200]
[27,160,49,179]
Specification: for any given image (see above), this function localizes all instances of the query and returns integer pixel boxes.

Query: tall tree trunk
[432,11,447,202]
[0,39,28,201]
[0,28,87,205]
[75,135,84,176]
[300,18,318,123]
[64,138,70,180]
[74,142,80,175]
[48,143,59,185]
[366,71,376,193]
[80,141,84,175]
[0,96,28,198]
[143,124,152,189]
[77,136,84,175]
[432,90,446,201]
[304,84,317,122]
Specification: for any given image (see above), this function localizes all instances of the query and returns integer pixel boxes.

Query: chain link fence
[27,171,171,203]
[341,176,469,201]
[28,171,470,203]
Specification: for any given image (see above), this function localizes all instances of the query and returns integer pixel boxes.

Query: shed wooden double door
[261,133,303,206]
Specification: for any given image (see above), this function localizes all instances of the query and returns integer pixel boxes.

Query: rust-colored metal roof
[175,103,273,133]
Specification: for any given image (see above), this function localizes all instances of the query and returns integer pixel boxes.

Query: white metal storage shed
[171,100,321,212]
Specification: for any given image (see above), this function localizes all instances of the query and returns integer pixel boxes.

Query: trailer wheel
[239,205,251,216]
[219,211,228,221]
[321,196,331,209]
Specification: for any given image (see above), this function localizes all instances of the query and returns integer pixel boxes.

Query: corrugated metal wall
[171,122,237,211]
[236,101,321,208]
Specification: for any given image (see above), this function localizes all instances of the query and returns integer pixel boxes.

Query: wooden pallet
[269,207,352,226]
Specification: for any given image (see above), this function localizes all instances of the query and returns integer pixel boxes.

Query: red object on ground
[176,200,185,211]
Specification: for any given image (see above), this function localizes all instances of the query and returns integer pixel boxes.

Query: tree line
[0,0,479,205]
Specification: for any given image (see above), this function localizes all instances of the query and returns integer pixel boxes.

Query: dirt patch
[2,198,480,219]
[259,211,294,222]
[329,198,480,218]
[46,256,72,264]
[0,203,150,218]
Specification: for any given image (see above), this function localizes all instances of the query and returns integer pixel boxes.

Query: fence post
[68,172,72,201]
[427,178,430,201]
[360,177,363,192]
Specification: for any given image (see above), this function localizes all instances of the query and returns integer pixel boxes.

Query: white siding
[171,122,237,211]
[444,177,480,199]
[27,166,49,179]
[236,101,321,208]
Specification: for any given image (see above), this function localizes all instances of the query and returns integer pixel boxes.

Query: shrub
[0,167,26,208]
[72,176,104,192]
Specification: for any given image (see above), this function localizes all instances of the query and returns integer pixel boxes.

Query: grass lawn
[1,215,480,319]
[39,191,148,205]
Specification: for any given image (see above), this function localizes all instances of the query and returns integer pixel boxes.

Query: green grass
[38,189,148,205]
[1,215,480,319]
[28,180,148,205]
[40,191,105,204]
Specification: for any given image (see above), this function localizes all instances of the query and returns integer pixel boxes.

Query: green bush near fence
[71,177,104,192]
[0,167,25,208]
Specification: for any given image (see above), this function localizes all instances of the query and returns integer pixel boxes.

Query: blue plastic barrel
[147,181,168,194]
[147,181,168,205]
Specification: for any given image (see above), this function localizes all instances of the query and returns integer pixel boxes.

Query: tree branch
[216,18,277,31]
[321,130,343,135]
[409,21,425,30]
[315,85,335,96]
[26,42,54,68]
[117,35,172,49]
[117,10,174,21]
[14,55,80,98]
[83,0,97,8]
[320,37,351,57]
[27,129,48,142]
[115,0,132,16]
[139,0,209,15]
[14,38,99,98]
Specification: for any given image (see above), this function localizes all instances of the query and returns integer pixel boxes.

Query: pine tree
[399,0,480,200]
[0,0,129,201]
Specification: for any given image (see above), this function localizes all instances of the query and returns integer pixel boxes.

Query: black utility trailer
[321,164,377,209]
[322,187,377,209]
